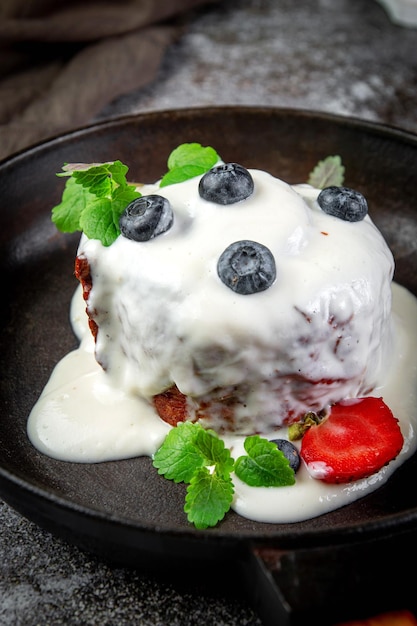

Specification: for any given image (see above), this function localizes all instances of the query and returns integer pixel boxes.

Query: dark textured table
[1,1,417,624]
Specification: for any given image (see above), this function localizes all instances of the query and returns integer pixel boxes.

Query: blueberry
[317,186,368,222]
[270,439,300,473]
[119,194,173,242]
[217,240,276,295]
[199,163,254,205]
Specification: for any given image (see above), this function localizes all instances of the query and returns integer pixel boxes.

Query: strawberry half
[300,397,404,484]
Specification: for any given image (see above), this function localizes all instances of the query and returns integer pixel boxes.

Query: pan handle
[243,530,417,626]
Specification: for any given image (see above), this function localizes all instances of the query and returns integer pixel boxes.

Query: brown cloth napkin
[0,0,219,161]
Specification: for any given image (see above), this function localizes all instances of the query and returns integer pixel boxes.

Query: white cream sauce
[28,281,417,524]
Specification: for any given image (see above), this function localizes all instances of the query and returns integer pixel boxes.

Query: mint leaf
[112,183,142,217]
[68,161,131,196]
[184,467,234,529]
[160,164,209,187]
[153,421,206,483]
[193,426,235,480]
[160,143,220,188]
[52,161,141,246]
[79,197,119,248]
[167,143,219,171]
[234,435,295,487]
[51,176,96,233]
[307,155,345,188]
[72,166,116,198]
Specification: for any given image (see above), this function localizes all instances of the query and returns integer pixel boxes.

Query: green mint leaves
[51,144,220,246]
[153,422,295,529]
[234,435,296,487]
[52,161,141,247]
[153,422,234,529]
[51,143,343,247]
[152,421,234,483]
[307,155,345,188]
[159,143,219,187]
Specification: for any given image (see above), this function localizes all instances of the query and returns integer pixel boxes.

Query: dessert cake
[74,161,395,436]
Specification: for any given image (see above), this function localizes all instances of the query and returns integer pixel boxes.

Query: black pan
[1,107,417,625]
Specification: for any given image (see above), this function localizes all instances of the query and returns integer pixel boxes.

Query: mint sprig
[51,144,220,246]
[52,161,141,247]
[159,143,220,187]
[307,155,345,188]
[153,422,234,529]
[153,422,295,529]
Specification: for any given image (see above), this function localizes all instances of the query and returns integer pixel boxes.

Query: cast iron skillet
[1,108,417,625]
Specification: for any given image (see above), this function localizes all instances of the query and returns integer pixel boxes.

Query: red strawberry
[300,397,404,484]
